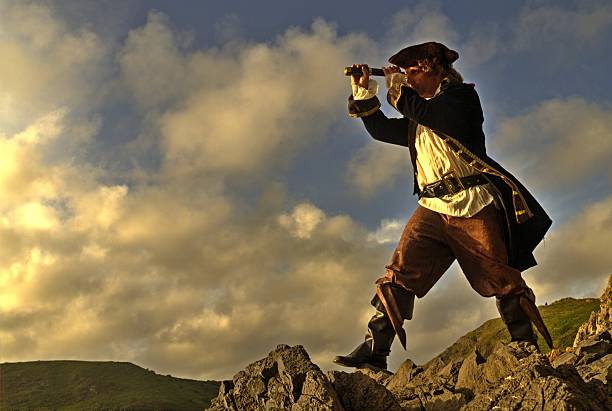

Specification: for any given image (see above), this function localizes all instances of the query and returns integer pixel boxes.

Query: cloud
[117,11,193,111]
[459,23,500,68]
[278,202,325,239]
[513,1,612,50]
[491,97,612,193]
[526,195,612,301]
[0,110,71,205]
[115,12,376,179]
[0,130,394,377]
[0,1,110,133]
[368,218,405,245]
[384,2,501,70]
[346,142,411,196]
[383,0,612,74]
[0,6,392,381]
[385,3,459,56]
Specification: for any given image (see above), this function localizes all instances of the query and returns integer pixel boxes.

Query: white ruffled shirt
[352,75,494,217]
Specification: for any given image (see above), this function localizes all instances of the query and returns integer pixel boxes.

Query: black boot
[496,294,538,346]
[334,296,396,370]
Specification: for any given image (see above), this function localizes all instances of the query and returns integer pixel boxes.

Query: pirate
[334,42,553,370]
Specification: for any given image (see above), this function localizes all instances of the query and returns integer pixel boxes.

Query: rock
[574,274,612,347]
[574,311,598,347]
[576,354,612,384]
[552,351,578,368]
[421,388,466,411]
[209,277,612,410]
[461,341,608,411]
[566,301,612,392]
[548,347,563,362]
[327,371,401,411]
[384,359,422,391]
[297,371,344,410]
[455,349,485,395]
[206,344,343,411]
[575,332,612,363]
[480,341,532,385]
[398,396,423,411]
[388,357,468,411]
[421,357,446,378]
[355,366,393,386]
[437,358,462,380]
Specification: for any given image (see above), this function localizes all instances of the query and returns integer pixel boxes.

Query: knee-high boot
[333,295,398,370]
[496,294,537,345]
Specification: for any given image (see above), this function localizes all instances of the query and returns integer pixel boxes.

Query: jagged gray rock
[390,275,612,410]
[354,365,394,386]
[550,275,612,407]
[549,330,611,405]
[577,353,612,384]
[208,337,609,411]
[384,359,422,391]
[574,274,612,347]
[455,349,484,394]
[208,276,611,410]
[552,351,578,368]
[327,370,401,411]
[460,342,608,410]
[206,344,343,411]
[384,357,468,411]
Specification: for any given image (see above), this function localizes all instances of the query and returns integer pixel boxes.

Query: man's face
[405,66,443,98]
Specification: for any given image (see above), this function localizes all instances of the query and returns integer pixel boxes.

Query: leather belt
[419,172,488,198]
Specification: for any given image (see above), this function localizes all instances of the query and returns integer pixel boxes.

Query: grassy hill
[0,297,601,409]
[0,360,219,411]
[425,297,601,368]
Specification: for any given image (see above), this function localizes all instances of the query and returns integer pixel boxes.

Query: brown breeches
[372,203,551,350]
[379,203,528,301]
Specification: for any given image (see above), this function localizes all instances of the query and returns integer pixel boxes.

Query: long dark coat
[348,81,552,272]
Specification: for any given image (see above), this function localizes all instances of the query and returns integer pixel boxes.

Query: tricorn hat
[388,41,458,69]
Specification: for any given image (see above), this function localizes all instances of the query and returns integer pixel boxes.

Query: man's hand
[383,66,403,89]
[351,64,369,90]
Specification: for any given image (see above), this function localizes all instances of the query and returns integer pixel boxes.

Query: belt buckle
[441,171,465,195]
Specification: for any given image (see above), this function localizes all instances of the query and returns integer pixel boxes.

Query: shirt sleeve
[352,79,379,100]
[386,72,408,91]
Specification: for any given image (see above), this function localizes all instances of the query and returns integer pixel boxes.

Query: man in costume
[334,42,553,370]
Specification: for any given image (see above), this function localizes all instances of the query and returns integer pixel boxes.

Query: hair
[445,67,463,84]
[414,57,463,84]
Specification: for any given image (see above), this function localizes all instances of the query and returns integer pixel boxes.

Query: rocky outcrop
[385,356,467,411]
[208,340,609,411]
[460,342,608,410]
[206,344,343,410]
[574,274,612,347]
[208,276,611,410]
[553,331,611,386]
[327,370,401,411]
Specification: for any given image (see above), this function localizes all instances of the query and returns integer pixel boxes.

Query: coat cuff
[348,94,381,118]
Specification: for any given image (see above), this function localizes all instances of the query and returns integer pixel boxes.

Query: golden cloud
[492,97,612,192]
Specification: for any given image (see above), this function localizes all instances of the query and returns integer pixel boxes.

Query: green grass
[426,297,601,367]
[0,360,220,411]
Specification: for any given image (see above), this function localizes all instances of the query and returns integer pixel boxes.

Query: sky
[0,0,611,381]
